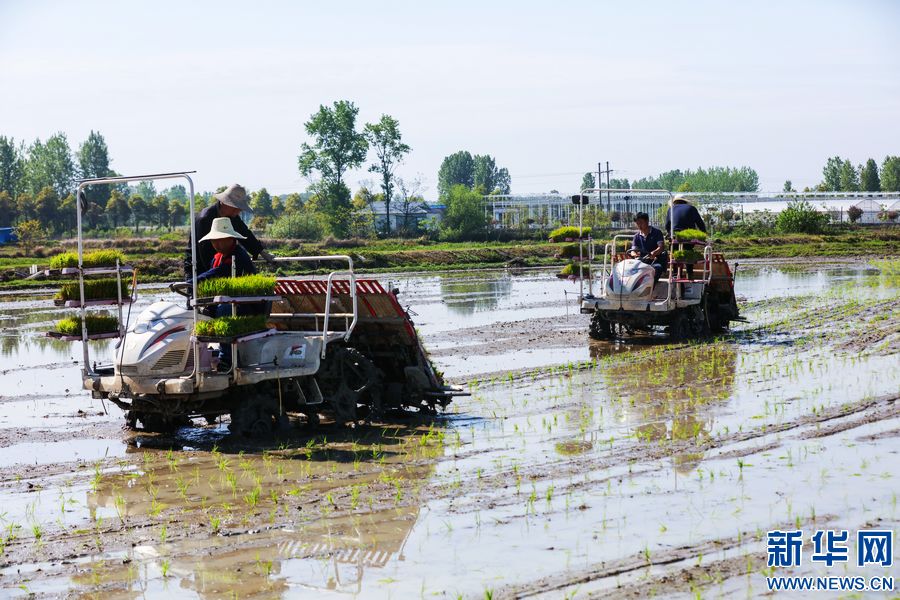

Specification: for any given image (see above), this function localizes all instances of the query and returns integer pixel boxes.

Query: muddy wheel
[669,311,690,340]
[318,348,378,424]
[229,394,286,437]
[124,411,138,430]
[203,414,219,426]
[589,311,614,340]
[301,409,320,427]
[689,303,710,337]
[135,412,190,433]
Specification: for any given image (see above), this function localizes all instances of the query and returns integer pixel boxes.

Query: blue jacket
[664,204,706,234]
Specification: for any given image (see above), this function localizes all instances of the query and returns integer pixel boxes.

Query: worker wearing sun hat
[664,193,706,236]
[196,217,256,283]
[184,184,276,278]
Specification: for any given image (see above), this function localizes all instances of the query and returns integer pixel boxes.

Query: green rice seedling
[56,278,130,302]
[673,228,707,242]
[548,225,591,241]
[194,315,268,338]
[49,249,126,269]
[209,515,221,534]
[161,559,170,578]
[197,274,276,299]
[672,248,703,263]
[54,311,108,345]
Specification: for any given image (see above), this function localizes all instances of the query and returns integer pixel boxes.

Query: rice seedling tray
[194,328,279,344]
[45,265,134,277]
[191,294,282,307]
[56,297,134,308]
[46,331,121,342]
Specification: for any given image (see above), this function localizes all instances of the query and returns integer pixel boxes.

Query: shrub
[672,248,704,262]
[56,278,130,302]
[197,274,276,298]
[673,228,707,242]
[55,313,119,336]
[267,212,326,241]
[49,250,127,269]
[439,185,488,242]
[548,225,591,241]
[847,205,863,223]
[195,315,268,338]
[776,200,830,233]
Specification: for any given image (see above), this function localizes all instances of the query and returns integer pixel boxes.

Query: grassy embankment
[0,228,897,290]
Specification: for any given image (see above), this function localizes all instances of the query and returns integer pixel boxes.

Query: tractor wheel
[588,311,614,340]
[229,393,288,437]
[317,347,378,424]
[134,412,190,433]
[669,311,690,340]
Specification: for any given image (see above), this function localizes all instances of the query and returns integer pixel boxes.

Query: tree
[128,195,148,233]
[847,205,863,223]
[168,200,187,229]
[783,180,794,192]
[250,188,274,218]
[437,151,475,198]
[880,156,900,192]
[23,133,75,197]
[271,195,284,217]
[15,219,46,255]
[495,168,511,194]
[163,184,187,202]
[395,176,425,236]
[0,191,13,226]
[860,159,880,192]
[283,193,304,213]
[821,156,843,191]
[133,180,157,201]
[839,159,859,191]
[580,172,595,191]
[473,154,498,193]
[298,100,368,238]
[0,136,24,198]
[364,114,411,235]
[33,186,60,232]
[150,195,170,228]
[77,130,112,206]
[439,185,487,241]
[106,190,131,229]
[609,178,630,190]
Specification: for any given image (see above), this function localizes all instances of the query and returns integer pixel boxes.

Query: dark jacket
[196,245,256,283]
[184,203,264,277]
[664,203,706,234]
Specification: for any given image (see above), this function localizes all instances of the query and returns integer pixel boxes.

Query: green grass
[197,275,276,298]
[672,248,704,262]
[674,229,707,242]
[549,226,591,241]
[55,313,119,336]
[194,315,269,338]
[55,278,130,302]
[49,250,126,269]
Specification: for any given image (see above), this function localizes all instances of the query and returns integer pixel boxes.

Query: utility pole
[598,161,613,212]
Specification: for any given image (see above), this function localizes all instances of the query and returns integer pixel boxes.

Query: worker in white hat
[664,193,706,236]
[196,217,256,283]
[184,184,275,278]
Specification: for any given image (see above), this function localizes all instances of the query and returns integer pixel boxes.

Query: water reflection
[604,345,738,473]
[439,273,513,315]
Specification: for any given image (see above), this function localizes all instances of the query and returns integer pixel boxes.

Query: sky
[1,0,898,197]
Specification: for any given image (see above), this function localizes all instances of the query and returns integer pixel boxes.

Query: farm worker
[184,183,275,278]
[196,217,256,285]
[664,194,706,235]
[629,212,668,283]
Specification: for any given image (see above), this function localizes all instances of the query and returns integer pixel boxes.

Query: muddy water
[0,260,897,598]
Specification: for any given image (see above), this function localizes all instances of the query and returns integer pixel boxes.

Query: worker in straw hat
[664,193,706,236]
[196,217,256,284]
[184,184,275,278]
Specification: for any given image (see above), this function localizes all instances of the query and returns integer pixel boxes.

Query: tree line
[815,156,900,193]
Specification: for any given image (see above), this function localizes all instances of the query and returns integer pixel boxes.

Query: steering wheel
[169,282,191,298]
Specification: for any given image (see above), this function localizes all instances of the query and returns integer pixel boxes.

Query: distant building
[363,201,445,232]
[0,227,17,245]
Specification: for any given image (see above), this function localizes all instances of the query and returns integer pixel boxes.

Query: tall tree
[881,156,900,192]
[0,136,25,198]
[250,188,274,218]
[168,200,187,229]
[364,114,411,234]
[437,151,474,198]
[0,191,14,226]
[298,100,368,237]
[163,184,187,202]
[495,167,511,194]
[860,159,880,192]
[283,193,304,213]
[783,180,794,192]
[133,180,157,201]
[839,159,859,191]
[580,172,595,191]
[33,186,60,232]
[77,130,112,206]
[23,133,75,197]
[821,156,843,191]
[473,154,498,192]
[128,195,148,233]
[150,195,170,228]
[106,190,131,229]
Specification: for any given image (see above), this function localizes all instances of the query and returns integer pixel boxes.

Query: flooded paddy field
[0,259,897,598]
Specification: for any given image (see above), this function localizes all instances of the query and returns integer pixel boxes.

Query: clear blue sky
[1,0,898,196]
